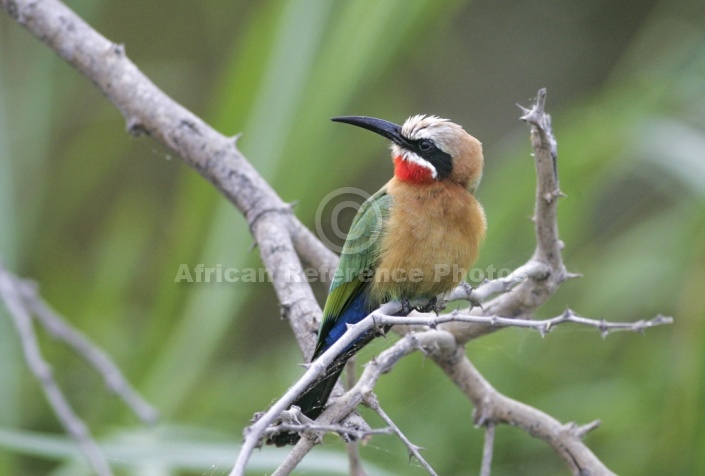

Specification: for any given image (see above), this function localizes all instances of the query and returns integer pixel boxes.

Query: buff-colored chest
[371,178,486,302]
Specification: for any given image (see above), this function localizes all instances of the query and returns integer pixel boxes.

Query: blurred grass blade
[0,426,392,476]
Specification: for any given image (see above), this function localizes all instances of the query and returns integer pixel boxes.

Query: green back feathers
[315,187,392,356]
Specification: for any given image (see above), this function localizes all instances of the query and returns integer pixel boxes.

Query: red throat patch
[393,156,434,184]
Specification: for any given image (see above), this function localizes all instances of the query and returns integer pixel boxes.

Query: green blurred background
[1,0,704,474]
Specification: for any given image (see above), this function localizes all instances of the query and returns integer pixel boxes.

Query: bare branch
[271,436,317,476]
[520,88,562,265]
[346,440,368,476]
[429,346,616,476]
[252,306,668,474]
[344,358,358,391]
[380,309,672,337]
[437,90,571,342]
[233,301,402,474]
[13,277,158,424]
[269,329,442,476]
[363,393,437,476]
[0,0,329,357]
[0,265,112,476]
[0,4,673,473]
[263,422,392,442]
[480,423,495,476]
[292,325,621,475]
[445,261,551,306]
[343,358,369,476]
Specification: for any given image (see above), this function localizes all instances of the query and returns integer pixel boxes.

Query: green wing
[314,186,392,356]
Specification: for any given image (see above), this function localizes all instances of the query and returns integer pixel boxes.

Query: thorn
[472,407,492,427]
[279,302,292,320]
[407,444,425,462]
[112,42,125,56]
[461,282,482,308]
[126,117,147,137]
[535,87,547,112]
[250,411,264,424]
[460,281,474,298]
[377,325,389,338]
[653,314,674,326]
[230,132,243,145]
[574,420,601,439]
[599,319,609,339]
[516,103,531,116]
[519,89,549,128]
[469,296,483,310]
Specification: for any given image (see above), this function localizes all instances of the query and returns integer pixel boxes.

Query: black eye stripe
[419,139,433,151]
[410,138,452,179]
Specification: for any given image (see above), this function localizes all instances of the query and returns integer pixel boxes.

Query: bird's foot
[415,296,446,315]
[398,297,412,316]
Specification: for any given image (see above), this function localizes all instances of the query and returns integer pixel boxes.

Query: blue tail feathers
[316,290,373,358]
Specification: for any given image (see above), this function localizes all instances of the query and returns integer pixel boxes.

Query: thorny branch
[248,305,669,475]
[382,309,672,338]
[260,91,670,476]
[343,358,369,476]
[0,1,673,475]
[0,0,333,359]
[262,421,392,442]
[14,276,158,424]
[0,264,157,476]
[363,393,437,476]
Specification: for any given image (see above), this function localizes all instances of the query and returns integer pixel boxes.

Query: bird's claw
[399,297,412,316]
[415,296,446,315]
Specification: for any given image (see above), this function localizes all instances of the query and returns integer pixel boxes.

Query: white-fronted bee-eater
[269,114,486,446]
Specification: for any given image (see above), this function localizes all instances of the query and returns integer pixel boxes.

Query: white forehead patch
[401,115,451,141]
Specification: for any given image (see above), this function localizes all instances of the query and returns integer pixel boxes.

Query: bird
[268,114,486,446]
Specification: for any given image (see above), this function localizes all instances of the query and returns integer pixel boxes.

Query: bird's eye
[419,139,433,151]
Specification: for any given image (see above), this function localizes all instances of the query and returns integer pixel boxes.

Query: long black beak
[331,116,411,148]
